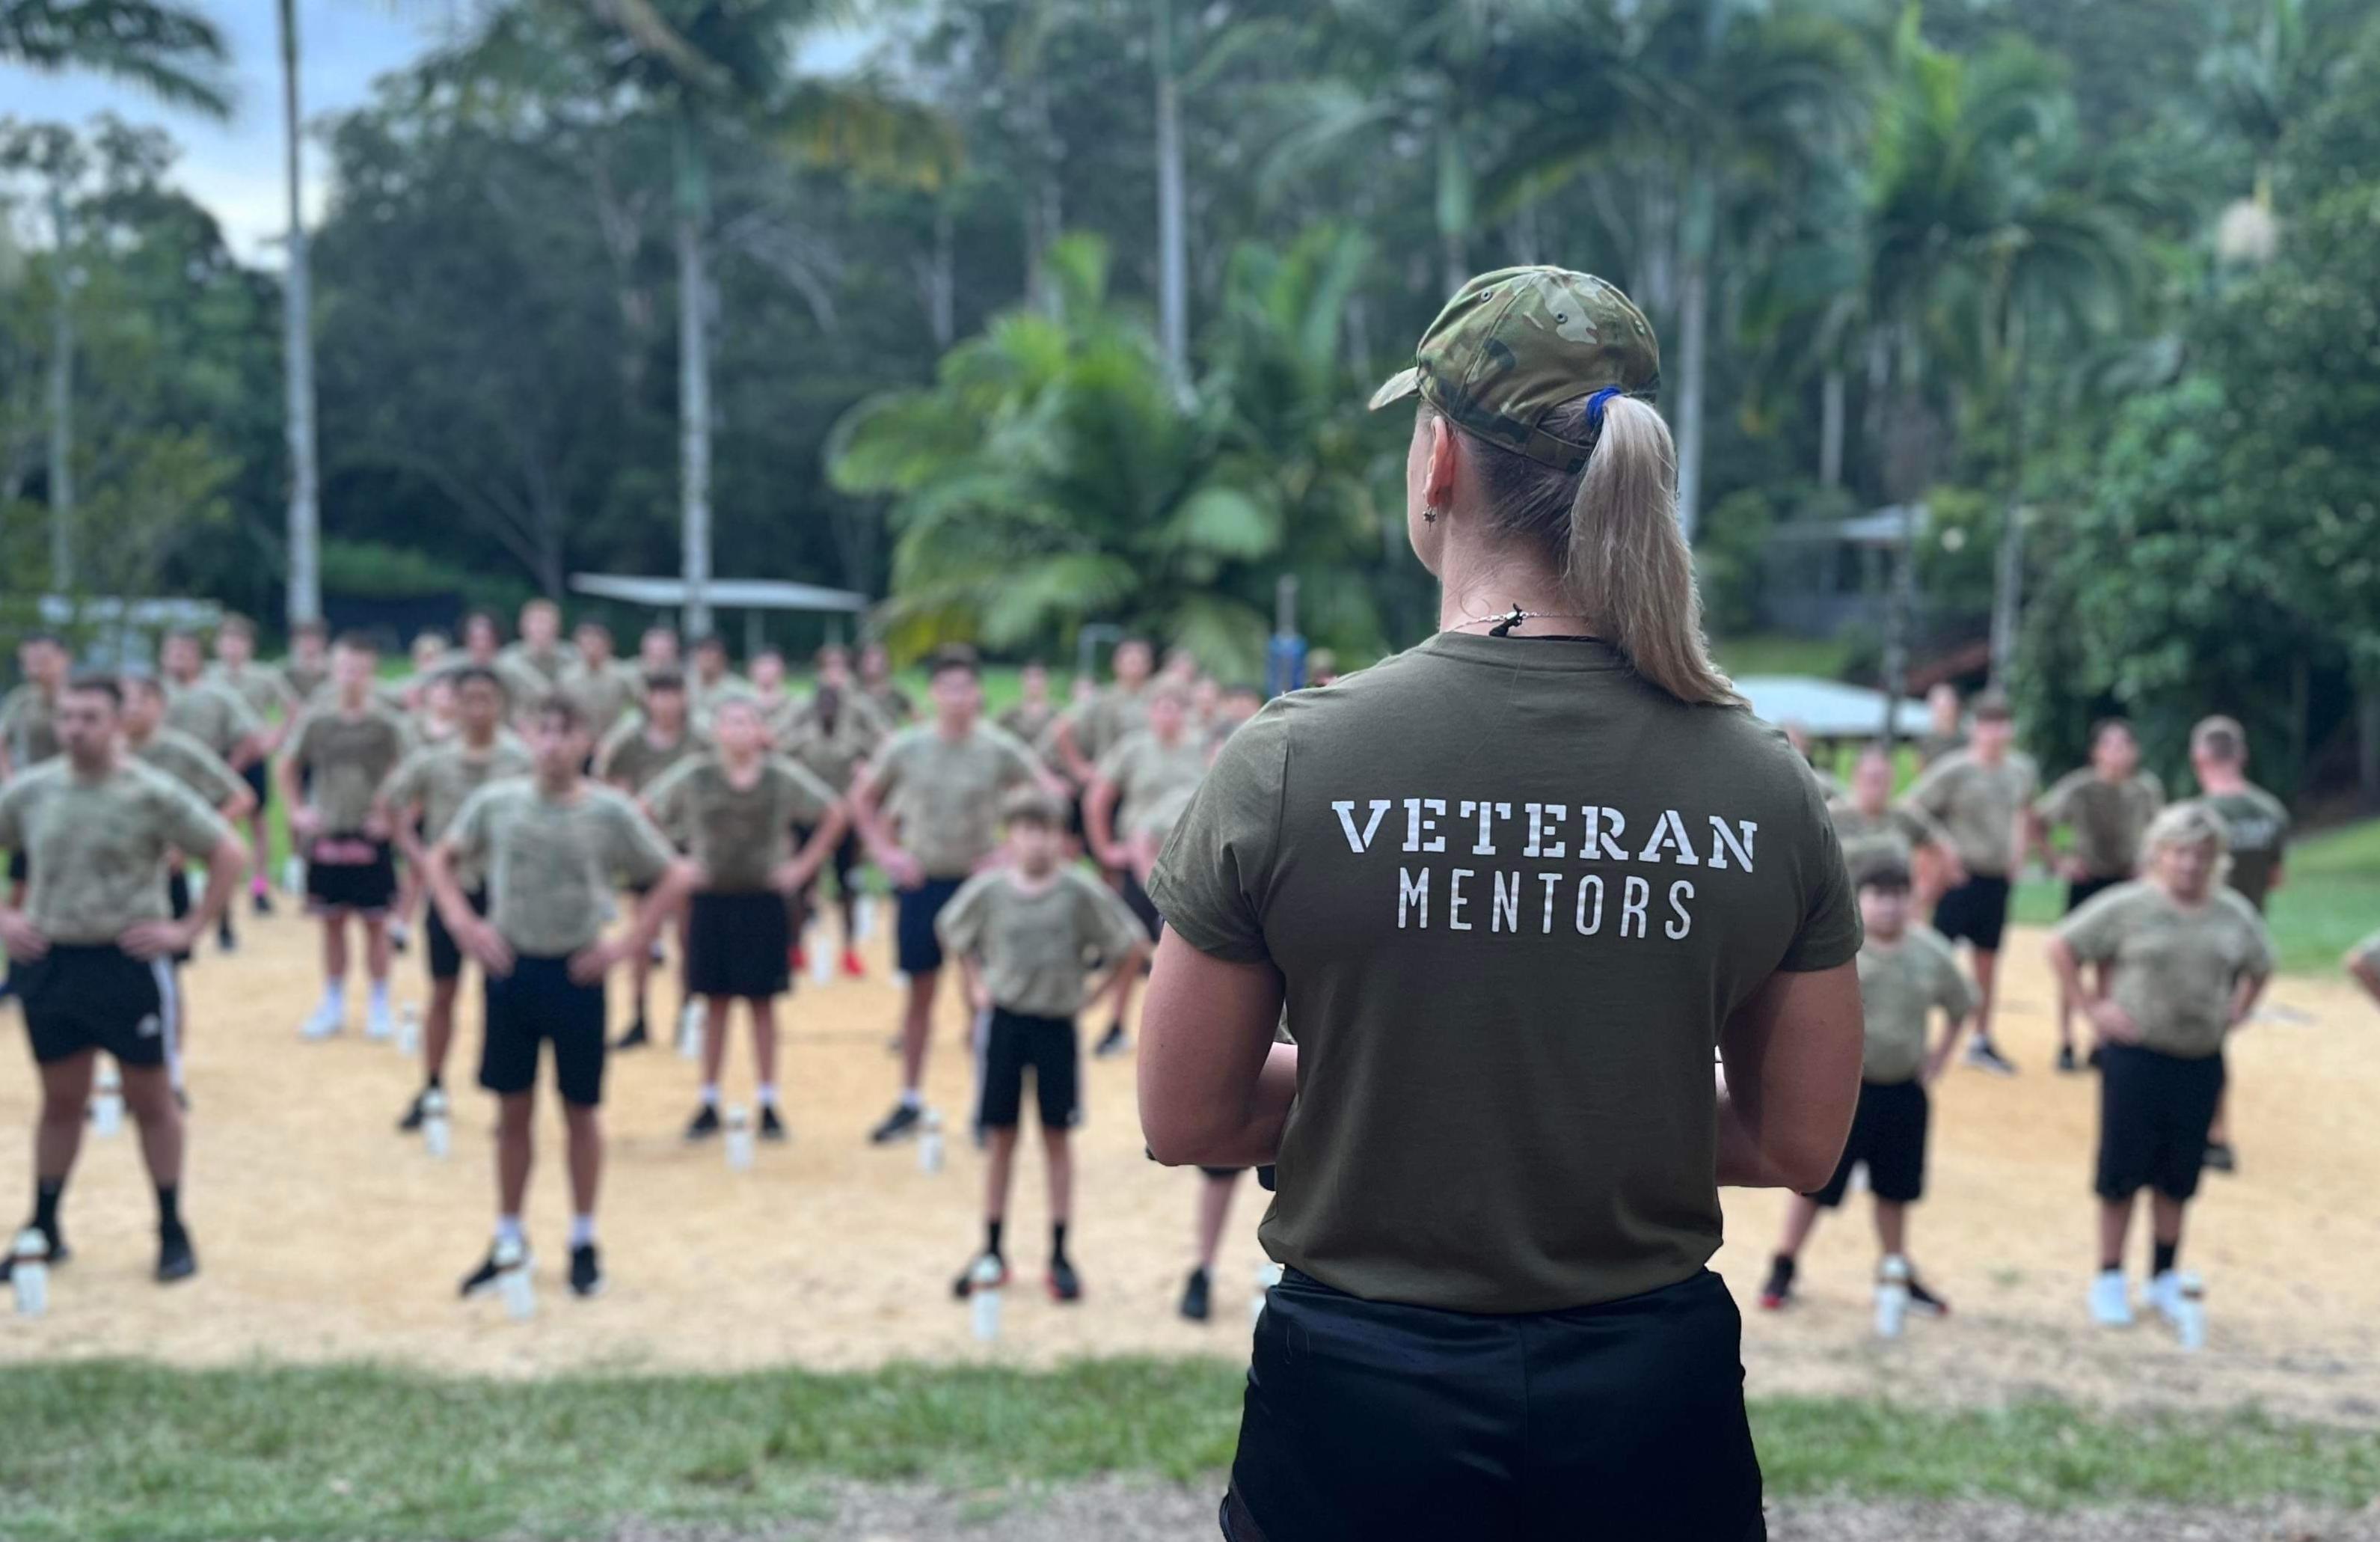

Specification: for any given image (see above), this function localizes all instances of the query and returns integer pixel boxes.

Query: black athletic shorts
[1810,1077,1928,1207]
[1933,873,2011,952]
[480,953,607,1107]
[16,943,177,1071]
[2096,1044,2224,1204]
[896,876,966,975]
[1223,1266,1764,1542]
[974,1007,1079,1131]
[241,760,272,813]
[1119,869,1162,944]
[790,824,862,901]
[165,869,195,965]
[304,834,397,915]
[426,887,488,982]
[2067,875,2126,914]
[687,890,791,999]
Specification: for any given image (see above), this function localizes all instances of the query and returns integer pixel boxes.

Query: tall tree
[277,0,320,625]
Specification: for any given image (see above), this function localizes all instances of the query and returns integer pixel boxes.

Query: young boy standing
[595,672,708,1050]
[938,790,1146,1303]
[1761,862,1974,1317]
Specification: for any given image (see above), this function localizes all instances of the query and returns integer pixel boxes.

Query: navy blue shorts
[896,877,966,975]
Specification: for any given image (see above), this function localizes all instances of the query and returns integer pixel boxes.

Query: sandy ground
[0,897,2375,1423]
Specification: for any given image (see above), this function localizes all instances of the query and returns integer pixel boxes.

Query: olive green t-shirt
[163,679,262,763]
[1916,730,1966,768]
[866,723,1042,880]
[1147,633,1863,1315]
[1074,683,1150,764]
[288,704,412,833]
[280,657,331,704]
[594,718,707,794]
[1827,799,1951,884]
[865,681,916,726]
[0,685,59,769]
[559,660,640,743]
[783,696,887,792]
[1905,748,2039,877]
[997,701,1061,760]
[2055,881,2275,1059]
[1856,926,1975,1083]
[0,759,233,943]
[2035,769,2163,880]
[131,728,248,816]
[447,779,676,956]
[500,640,578,688]
[1096,729,1209,840]
[379,735,534,887]
[642,754,838,892]
[437,650,546,712]
[936,867,1147,1020]
[2192,785,2290,911]
[207,661,295,723]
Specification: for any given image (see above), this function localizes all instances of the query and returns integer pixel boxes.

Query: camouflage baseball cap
[1368,266,1660,473]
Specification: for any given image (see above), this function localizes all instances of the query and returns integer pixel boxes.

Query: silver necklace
[1450,603,1595,638]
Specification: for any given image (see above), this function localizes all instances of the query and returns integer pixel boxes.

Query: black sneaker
[1906,1273,1951,1318]
[388,923,410,956]
[155,1226,198,1284]
[1759,1255,1797,1311]
[1963,1038,2019,1077]
[613,1018,650,1051]
[1048,1257,1083,1303]
[0,1230,67,1283]
[398,1089,429,1133]
[758,1106,788,1142]
[253,889,274,917]
[216,918,237,953]
[569,1243,604,1298]
[1093,1022,1129,1059]
[684,1104,722,1141]
[2203,1141,2238,1174]
[458,1249,506,1299]
[952,1252,1007,1300]
[2055,1044,2080,1074]
[1179,1267,1212,1322]
[870,1103,922,1144]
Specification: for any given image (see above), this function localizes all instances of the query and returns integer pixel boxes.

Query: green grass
[1710,632,1855,679]
[0,1360,2372,1540]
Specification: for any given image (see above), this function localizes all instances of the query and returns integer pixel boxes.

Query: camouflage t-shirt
[0,685,59,769]
[279,658,332,704]
[689,671,755,723]
[130,728,248,816]
[207,661,295,723]
[1916,731,1966,768]
[447,779,676,955]
[1096,729,1209,840]
[936,867,1147,1020]
[996,702,1061,760]
[1905,749,2039,877]
[2055,881,2275,1059]
[866,723,1042,879]
[163,679,263,763]
[782,696,887,793]
[865,682,916,726]
[379,735,534,887]
[642,754,838,892]
[594,719,707,794]
[2036,769,2164,880]
[2192,785,2291,911]
[289,704,413,833]
[0,759,233,943]
[559,660,640,743]
[500,640,578,689]
[1856,925,1976,1083]
[1074,683,1150,765]
[1827,799,1951,884]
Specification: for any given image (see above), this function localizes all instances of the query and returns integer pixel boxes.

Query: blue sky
[1,1,874,265]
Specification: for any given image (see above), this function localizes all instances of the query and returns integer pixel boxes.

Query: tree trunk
[1153,0,1189,391]
[279,0,320,628]
[929,201,955,350]
[45,178,72,595]
[1819,368,1845,488]
[1988,328,2028,685]
[675,117,714,639]
[1672,158,1716,543]
[1881,474,1919,747]
[2358,677,2380,811]
[1025,78,1062,311]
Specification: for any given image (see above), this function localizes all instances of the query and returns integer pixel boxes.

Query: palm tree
[275,0,321,625]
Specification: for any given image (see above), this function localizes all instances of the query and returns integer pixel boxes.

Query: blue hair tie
[1586,387,1624,434]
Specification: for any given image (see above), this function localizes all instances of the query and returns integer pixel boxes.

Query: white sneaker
[2146,1270,2187,1327]
[300,1001,345,1041]
[2088,1269,2134,1327]
[364,1002,395,1041]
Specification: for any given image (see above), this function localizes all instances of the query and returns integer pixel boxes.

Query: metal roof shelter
[568,575,871,655]
[1735,675,1928,742]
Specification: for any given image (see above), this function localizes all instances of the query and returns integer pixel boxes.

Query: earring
[1423,507,1439,524]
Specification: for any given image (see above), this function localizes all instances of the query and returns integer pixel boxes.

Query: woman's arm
[1715,961,1862,1191]
[1138,931,1296,1169]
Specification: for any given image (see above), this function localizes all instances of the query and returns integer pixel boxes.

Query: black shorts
[2067,875,2126,913]
[687,890,792,999]
[2096,1044,2224,1204]
[16,944,177,1071]
[1809,1078,1928,1207]
[305,834,397,915]
[896,876,966,975]
[426,887,488,982]
[1224,1267,1763,1542]
[241,760,272,813]
[480,954,607,1107]
[1119,869,1162,945]
[1933,874,2011,952]
[789,824,862,899]
[975,1008,1079,1131]
[165,869,195,966]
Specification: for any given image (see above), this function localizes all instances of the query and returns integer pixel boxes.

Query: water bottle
[395,1004,421,1058]
[677,1001,703,1060]
[2176,1273,2206,1352]
[808,935,835,987]
[1251,1261,1284,1329]
[918,1110,945,1174]
[969,1255,1004,1342]
[421,1089,451,1160]
[1874,1255,1911,1340]
[494,1237,535,1321]
[856,895,877,943]
[283,854,305,895]
[10,1228,49,1318]
[89,1061,123,1139]
[724,1106,754,1172]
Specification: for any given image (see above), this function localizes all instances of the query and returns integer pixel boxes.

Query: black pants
[1224,1267,1763,1541]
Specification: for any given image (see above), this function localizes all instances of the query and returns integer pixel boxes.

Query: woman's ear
[1425,416,1459,515]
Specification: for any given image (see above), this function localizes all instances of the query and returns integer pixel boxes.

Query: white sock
[700,1083,720,1107]
[757,1083,779,1108]
[494,1215,524,1247]
[568,1214,596,1248]
[899,1088,921,1110]
[369,979,391,1014]
[321,982,347,1017]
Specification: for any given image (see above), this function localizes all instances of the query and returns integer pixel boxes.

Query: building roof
[1735,675,1930,739]
[568,575,870,614]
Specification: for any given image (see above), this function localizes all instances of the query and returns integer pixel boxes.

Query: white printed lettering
[1706,817,1757,872]
[1524,802,1568,859]
[1575,874,1605,935]
[1461,801,1515,856]
[1404,798,1447,854]
[1666,880,1695,940]
[1448,869,1473,931]
[1637,808,1702,866]
[1398,867,1429,928]
[1491,871,1521,932]
[1621,875,1651,937]
[1584,805,1631,860]
[1332,799,1393,854]
[1539,872,1562,932]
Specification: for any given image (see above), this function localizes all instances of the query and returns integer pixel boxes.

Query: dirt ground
[0,899,2375,1422]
